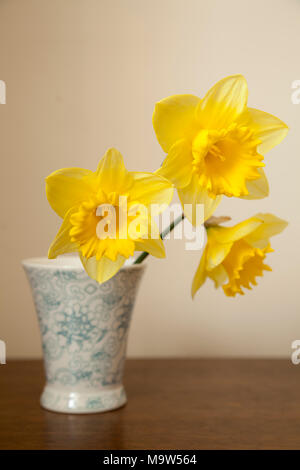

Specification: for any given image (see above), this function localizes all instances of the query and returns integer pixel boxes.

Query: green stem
[133,213,185,265]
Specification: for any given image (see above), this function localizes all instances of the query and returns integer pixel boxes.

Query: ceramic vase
[22,256,145,414]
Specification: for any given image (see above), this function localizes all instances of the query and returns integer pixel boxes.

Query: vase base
[40,384,127,414]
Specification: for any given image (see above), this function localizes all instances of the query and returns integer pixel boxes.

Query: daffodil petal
[208,264,228,288]
[46,168,95,218]
[48,207,78,259]
[135,221,165,258]
[156,139,193,189]
[196,75,248,129]
[153,94,200,153]
[239,107,288,154]
[178,175,222,225]
[205,239,233,271]
[240,168,269,200]
[191,248,208,298]
[96,148,133,194]
[80,253,126,284]
[135,236,165,259]
[130,172,173,213]
[208,218,261,244]
[245,213,288,248]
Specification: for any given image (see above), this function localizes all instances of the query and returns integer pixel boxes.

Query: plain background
[0,0,299,359]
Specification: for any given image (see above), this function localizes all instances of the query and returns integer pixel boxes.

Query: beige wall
[0,0,299,358]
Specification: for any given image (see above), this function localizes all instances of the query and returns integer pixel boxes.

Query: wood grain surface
[0,359,299,449]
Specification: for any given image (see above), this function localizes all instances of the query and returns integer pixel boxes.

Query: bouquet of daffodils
[46,75,288,297]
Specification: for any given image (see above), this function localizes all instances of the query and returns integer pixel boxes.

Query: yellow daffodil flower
[153,75,288,224]
[192,213,288,297]
[46,148,173,283]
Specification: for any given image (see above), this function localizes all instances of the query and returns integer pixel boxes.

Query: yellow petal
[196,75,248,129]
[46,168,95,218]
[240,168,269,200]
[191,248,208,298]
[96,148,133,194]
[208,217,261,244]
[239,107,288,154]
[80,253,126,284]
[153,94,200,153]
[133,218,166,258]
[135,236,165,259]
[48,207,78,259]
[178,174,222,226]
[208,264,228,288]
[205,238,233,271]
[245,213,288,249]
[156,139,193,189]
[130,172,173,212]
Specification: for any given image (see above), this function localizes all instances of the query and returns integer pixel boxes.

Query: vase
[22,256,145,414]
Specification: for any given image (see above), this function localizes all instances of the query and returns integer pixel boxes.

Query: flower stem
[133,213,185,265]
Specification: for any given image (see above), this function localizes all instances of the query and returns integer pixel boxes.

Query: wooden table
[0,359,299,449]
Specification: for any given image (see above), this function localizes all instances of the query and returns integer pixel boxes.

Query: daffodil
[46,148,173,283]
[153,75,288,224]
[192,213,288,297]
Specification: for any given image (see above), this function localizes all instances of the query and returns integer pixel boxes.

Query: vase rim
[22,255,145,272]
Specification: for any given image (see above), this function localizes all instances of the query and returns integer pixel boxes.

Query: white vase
[22,256,145,414]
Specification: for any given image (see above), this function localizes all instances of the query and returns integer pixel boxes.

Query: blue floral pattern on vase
[23,258,145,413]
